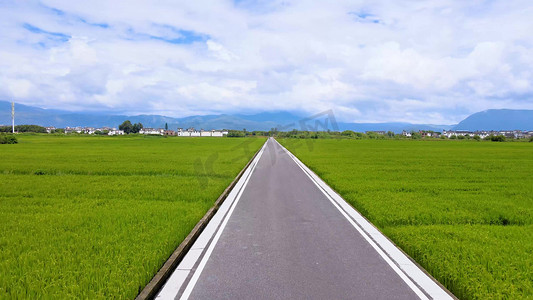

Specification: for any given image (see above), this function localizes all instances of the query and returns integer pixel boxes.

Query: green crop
[0,135,265,298]
[279,138,533,300]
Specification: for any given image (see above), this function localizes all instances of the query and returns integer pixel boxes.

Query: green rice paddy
[0,135,265,298]
[279,138,533,300]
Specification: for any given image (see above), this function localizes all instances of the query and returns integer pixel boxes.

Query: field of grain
[279,138,533,299]
[0,135,265,298]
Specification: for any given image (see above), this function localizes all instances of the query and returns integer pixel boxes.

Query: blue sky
[1,0,532,124]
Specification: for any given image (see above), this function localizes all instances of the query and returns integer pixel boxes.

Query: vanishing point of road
[156,138,454,300]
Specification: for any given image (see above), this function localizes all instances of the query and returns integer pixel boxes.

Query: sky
[1,0,532,124]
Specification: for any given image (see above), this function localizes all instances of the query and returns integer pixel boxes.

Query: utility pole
[11,101,15,133]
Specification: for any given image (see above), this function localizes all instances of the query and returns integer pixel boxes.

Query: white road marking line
[156,270,190,300]
[275,140,453,300]
[179,141,268,300]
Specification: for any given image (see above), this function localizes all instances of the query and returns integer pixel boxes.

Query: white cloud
[0,0,532,123]
[206,40,239,61]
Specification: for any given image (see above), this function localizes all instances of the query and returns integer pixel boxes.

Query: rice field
[0,135,265,298]
[279,138,533,300]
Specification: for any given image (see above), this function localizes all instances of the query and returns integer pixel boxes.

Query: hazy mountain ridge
[2,101,532,132]
[452,109,533,131]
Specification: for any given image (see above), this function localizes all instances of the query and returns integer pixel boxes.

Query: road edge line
[135,138,268,300]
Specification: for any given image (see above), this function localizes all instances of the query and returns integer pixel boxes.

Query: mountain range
[452,109,533,131]
[1,101,532,132]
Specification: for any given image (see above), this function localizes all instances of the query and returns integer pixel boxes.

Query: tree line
[118,120,143,134]
[0,125,47,133]
[224,128,532,142]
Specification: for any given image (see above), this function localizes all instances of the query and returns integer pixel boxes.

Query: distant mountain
[0,101,180,129]
[235,111,302,125]
[1,100,455,132]
[453,109,533,131]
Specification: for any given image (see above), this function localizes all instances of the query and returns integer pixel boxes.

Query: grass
[279,138,533,300]
[0,135,265,298]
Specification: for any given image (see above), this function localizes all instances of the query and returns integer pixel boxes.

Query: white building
[442,130,473,138]
[211,130,228,137]
[442,130,522,139]
[139,128,164,135]
[84,127,96,134]
[108,129,124,135]
[472,131,491,139]
[64,126,84,134]
[177,128,228,137]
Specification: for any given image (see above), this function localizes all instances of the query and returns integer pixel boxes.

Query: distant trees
[215,128,530,142]
[94,130,109,135]
[119,120,143,134]
[132,122,143,133]
[119,120,132,134]
[227,130,245,137]
[484,135,505,142]
[366,132,384,139]
[250,131,267,136]
[487,135,506,142]
[0,133,17,144]
[51,128,65,134]
[341,130,355,137]
[410,132,421,139]
[0,125,46,133]
[354,132,366,139]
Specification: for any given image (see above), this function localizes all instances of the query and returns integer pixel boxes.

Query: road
[157,138,453,300]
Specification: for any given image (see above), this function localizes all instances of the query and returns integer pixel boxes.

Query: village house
[52,126,230,136]
[84,127,96,134]
[45,126,56,133]
[441,129,532,139]
[139,128,164,135]
[419,131,440,138]
[442,130,473,138]
[108,129,124,135]
[210,129,228,137]
[62,126,123,135]
[64,126,83,134]
[177,128,200,137]
[401,130,412,137]
[471,131,490,139]
[177,128,228,137]
[500,130,529,139]
[164,130,176,136]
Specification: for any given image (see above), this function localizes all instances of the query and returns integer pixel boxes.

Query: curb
[135,139,266,300]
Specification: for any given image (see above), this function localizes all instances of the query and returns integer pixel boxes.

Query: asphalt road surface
[160,138,451,300]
